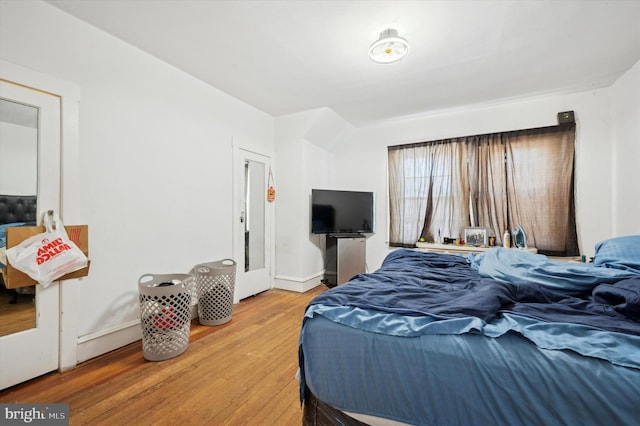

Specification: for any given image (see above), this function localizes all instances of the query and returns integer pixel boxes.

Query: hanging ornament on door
[267,167,276,202]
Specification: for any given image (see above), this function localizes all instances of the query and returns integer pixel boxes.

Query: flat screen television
[311,189,374,235]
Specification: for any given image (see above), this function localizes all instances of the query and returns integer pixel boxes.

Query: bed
[298,236,640,425]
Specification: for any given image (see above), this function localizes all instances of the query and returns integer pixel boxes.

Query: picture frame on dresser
[464,227,488,246]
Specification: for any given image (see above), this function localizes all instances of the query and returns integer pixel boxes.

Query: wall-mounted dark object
[557,111,575,124]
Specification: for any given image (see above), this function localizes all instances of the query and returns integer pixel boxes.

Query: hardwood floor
[0,286,326,425]
[0,286,36,336]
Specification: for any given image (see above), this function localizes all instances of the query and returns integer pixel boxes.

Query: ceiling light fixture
[368,28,410,64]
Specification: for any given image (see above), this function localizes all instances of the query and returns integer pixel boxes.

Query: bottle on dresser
[503,230,511,248]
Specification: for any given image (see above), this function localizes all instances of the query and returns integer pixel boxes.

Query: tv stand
[324,234,366,287]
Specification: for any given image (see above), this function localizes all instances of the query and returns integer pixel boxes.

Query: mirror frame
[1,60,82,371]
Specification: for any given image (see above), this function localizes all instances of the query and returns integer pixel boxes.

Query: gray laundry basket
[138,273,194,361]
[191,259,237,326]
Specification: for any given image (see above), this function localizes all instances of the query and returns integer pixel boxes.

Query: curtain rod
[388,122,575,151]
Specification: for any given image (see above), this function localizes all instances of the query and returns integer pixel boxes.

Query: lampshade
[368,28,410,64]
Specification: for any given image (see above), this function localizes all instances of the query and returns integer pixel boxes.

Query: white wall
[303,142,332,276]
[1,1,274,362]
[330,86,630,270]
[611,60,640,236]
[274,110,332,291]
[0,122,37,195]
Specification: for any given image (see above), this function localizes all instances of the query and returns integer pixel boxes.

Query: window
[388,123,578,256]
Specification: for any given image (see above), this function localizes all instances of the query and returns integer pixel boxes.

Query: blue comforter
[469,247,639,295]
[308,249,640,336]
[300,249,640,418]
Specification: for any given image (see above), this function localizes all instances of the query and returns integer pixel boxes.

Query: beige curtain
[388,145,431,247]
[469,134,508,242]
[388,140,470,246]
[504,126,578,255]
[388,123,578,255]
[422,141,470,243]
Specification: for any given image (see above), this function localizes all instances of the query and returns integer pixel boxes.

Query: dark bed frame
[303,387,368,426]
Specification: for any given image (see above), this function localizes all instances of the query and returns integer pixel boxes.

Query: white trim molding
[274,272,324,293]
[1,60,82,372]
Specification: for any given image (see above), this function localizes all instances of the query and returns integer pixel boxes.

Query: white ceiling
[46,0,640,127]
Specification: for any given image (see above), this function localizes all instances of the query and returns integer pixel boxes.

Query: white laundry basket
[138,273,193,361]
[191,259,237,326]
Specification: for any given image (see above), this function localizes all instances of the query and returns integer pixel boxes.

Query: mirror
[244,159,265,272]
[0,98,38,336]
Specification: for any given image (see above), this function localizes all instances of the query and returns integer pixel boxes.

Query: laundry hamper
[191,259,237,326]
[138,273,194,361]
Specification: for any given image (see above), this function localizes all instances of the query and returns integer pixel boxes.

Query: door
[0,80,61,390]
[232,147,272,302]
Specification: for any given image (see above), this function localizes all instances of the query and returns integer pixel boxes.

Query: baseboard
[76,305,199,364]
[274,272,324,293]
[77,320,142,364]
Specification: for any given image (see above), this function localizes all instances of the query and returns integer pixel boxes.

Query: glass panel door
[233,147,271,301]
[0,80,61,390]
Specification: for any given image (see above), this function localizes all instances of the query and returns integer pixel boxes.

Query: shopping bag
[6,210,88,288]
[5,224,90,289]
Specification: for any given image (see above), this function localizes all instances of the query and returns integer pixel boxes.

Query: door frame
[231,140,275,302]
[1,60,82,372]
